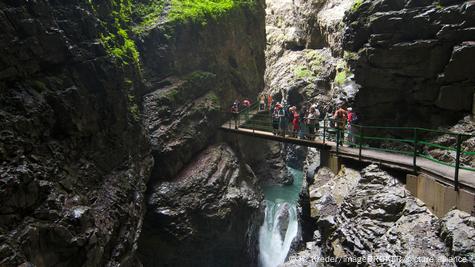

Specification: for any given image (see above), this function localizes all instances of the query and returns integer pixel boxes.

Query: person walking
[277,103,286,136]
[267,94,273,112]
[272,104,281,135]
[307,105,319,140]
[333,106,347,145]
[259,95,266,111]
[292,107,300,137]
[346,107,358,146]
[243,99,251,121]
[231,99,240,129]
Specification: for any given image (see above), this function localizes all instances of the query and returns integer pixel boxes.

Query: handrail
[224,109,475,191]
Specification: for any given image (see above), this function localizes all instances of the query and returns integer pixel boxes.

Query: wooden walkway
[220,124,475,191]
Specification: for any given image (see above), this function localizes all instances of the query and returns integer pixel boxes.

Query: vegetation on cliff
[132,0,257,32]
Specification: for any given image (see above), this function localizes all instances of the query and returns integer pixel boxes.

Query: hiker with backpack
[307,105,320,140]
[272,103,282,135]
[333,106,347,145]
[347,107,358,146]
[231,99,240,129]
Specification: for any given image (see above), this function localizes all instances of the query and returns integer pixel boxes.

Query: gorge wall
[136,0,267,266]
[285,164,475,266]
[345,0,475,127]
[0,1,152,266]
[0,0,267,266]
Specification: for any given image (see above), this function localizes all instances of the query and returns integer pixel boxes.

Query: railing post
[323,119,326,144]
[454,134,462,191]
[336,126,340,154]
[359,125,364,161]
[413,128,418,174]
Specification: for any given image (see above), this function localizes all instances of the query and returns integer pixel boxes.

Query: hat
[276,103,282,108]
[311,104,318,109]
[348,107,353,111]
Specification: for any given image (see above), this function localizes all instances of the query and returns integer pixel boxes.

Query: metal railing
[224,107,475,191]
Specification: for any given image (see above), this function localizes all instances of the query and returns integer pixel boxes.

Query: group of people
[230,97,358,145]
[271,101,321,140]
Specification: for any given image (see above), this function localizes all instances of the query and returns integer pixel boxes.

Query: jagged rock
[277,203,292,240]
[440,210,475,265]
[309,166,361,221]
[292,164,463,266]
[138,144,263,267]
[140,1,266,182]
[345,0,475,128]
[322,165,454,266]
[264,0,354,113]
[426,115,475,168]
[0,1,153,266]
[237,137,294,185]
[285,144,307,170]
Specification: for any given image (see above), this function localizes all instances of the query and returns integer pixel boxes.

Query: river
[258,167,304,267]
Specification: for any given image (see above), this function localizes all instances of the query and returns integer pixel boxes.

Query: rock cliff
[0,0,267,266]
[264,0,355,115]
[0,1,152,266]
[285,164,475,266]
[138,144,263,266]
[345,0,475,127]
[140,0,266,181]
[137,1,267,266]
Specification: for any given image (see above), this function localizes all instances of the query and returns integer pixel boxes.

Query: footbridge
[220,103,475,216]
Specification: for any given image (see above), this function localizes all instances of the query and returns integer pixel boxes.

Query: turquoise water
[262,167,304,204]
[259,167,304,267]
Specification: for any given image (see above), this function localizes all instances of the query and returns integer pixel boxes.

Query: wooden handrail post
[336,126,340,154]
[454,134,462,191]
[413,128,418,174]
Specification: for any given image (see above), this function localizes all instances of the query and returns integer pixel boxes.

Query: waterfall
[258,168,303,267]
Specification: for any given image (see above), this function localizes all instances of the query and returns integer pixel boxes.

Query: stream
[258,167,304,267]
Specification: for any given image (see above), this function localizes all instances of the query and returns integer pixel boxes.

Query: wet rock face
[345,0,475,127]
[139,1,266,181]
[287,164,471,266]
[138,144,263,267]
[0,1,152,266]
[264,0,354,114]
[322,165,451,264]
[440,210,475,265]
[236,137,294,185]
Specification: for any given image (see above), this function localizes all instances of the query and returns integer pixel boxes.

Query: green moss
[334,59,350,86]
[334,70,347,85]
[351,0,363,12]
[294,65,314,80]
[168,0,254,23]
[88,0,141,67]
[132,0,166,33]
[435,2,444,9]
[305,50,325,74]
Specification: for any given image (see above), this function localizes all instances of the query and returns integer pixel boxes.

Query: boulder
[440,210,475,265]
[138,144,263,267]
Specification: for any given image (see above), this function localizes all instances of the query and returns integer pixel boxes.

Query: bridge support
[406,174,475,217]
[320,150,341,174]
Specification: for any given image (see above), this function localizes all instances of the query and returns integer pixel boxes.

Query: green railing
[225,108,475,191]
